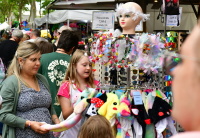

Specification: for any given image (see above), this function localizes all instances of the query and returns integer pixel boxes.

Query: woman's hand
[26,120,49,134]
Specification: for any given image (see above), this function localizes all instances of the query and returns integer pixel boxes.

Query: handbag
[0,58,6,83]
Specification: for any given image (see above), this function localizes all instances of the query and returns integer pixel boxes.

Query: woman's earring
[19,64,23,70]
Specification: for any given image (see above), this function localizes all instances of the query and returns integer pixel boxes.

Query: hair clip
[84,52,88,56]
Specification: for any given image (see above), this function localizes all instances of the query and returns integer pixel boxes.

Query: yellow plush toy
[98,93,119,120]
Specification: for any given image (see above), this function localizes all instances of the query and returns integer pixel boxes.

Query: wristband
[27,121,31,129]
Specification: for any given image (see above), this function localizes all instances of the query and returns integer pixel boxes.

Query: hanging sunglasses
[132,69,138,74]
[164,81,172,86]
[132,75,138,80]
[132,81,142,85]
[104,76,109,81]
[119,68,126,75]
[139,70,144,76]
[105,71,109,76]
[163,75,172,81]
[119,76,127,81]
[164,86,171,92]
[132,75,146,81]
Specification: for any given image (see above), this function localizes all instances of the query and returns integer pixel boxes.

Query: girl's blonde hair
[7,42,40,79]
[78,115,114,138]
[64,49,95,88]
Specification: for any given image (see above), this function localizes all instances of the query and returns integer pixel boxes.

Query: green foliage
[41,0,55,15]
[0,0,54,23]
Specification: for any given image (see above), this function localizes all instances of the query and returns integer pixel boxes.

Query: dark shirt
[52,43,57,52]
[0,40,18,69]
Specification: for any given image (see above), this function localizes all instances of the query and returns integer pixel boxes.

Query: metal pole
[164,14,167,37]
[46,9,49,38]
[67,19,69,27]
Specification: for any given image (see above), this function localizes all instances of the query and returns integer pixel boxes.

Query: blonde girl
[78,115,114,138]
[57,49,99,138]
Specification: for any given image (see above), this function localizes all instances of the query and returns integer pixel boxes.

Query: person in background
[0,31,10,42]
[0,42,60,138]
[20,34,30,44]
[78,115,114,138]
[170,20,200,137]
[27,29,47,43]
[53,25,72,51]
[0,29,23,69]
[38,30,79,116]
[57,49,99,138]
[35,39,54,54]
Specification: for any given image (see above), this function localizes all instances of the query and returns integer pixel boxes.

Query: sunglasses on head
[163,53,200,75]
[163,54,182,75]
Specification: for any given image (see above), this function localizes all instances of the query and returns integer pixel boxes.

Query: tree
[0,0,15,23]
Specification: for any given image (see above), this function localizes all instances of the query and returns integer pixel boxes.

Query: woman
[169,20,200,137]
[0,42,59,138]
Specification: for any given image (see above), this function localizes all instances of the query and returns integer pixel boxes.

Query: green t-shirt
[38,52,71,116]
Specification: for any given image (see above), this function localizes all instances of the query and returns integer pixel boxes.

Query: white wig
[116,3,150,22]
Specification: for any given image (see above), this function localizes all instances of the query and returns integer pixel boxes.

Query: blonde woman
[0,42,59,138]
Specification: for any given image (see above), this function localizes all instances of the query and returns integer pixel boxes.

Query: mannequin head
[116,2,149,34]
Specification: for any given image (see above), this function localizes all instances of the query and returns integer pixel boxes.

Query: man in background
[53,25,72,51]
[27,29,47,42]
[38,30,79,116]
[0,29,23,69]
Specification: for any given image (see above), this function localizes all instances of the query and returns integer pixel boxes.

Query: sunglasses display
[104,67,110,82]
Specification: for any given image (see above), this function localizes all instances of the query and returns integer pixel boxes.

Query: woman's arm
[0,76,51,134]
[58,96,73,120]
[0,77,26,129]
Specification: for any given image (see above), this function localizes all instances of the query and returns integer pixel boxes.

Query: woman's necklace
[20,76,40,92]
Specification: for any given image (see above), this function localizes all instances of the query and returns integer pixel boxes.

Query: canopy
[0,22,11,31]
[46,0,117,10]
[34,10,97,26]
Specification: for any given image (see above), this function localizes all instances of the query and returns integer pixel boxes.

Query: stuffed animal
[86,92,107,116]
[41,88,96,132]
[98,92,119,121]
[116,94,133,138]
[117,94,131,117]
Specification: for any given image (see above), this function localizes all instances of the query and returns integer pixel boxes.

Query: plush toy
[117,94,131,117]
[86,92,107,116]
[131,95,152,138]
[42,88,96,132]
[116,94,133,138]
[148,96,172,124]
[98,92,119,121]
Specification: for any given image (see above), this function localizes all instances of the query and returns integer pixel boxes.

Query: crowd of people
[0,1,199,138]
[0,25,113,138]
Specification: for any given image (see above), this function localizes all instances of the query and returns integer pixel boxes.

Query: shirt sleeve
[57,81,70,99]
[94,80,100,86]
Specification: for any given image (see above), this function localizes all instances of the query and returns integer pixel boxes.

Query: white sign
[132,90,143,105]
[166,7,182,27]
[92,11,115,30]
